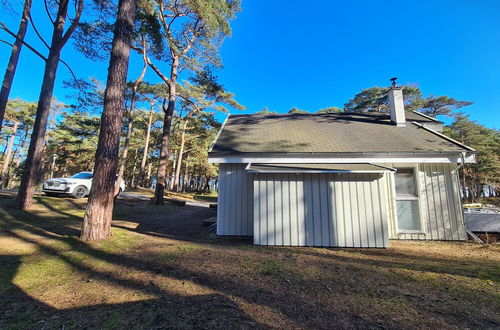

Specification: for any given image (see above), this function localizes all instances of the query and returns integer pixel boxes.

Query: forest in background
[1,83,499,203]
[0,0,498,239]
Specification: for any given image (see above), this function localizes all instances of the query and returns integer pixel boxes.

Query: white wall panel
[253,173,389,247]
[217,164,253,236]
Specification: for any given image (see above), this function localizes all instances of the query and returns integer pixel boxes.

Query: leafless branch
[44,0,55,25]
[59,58,79,87]
[0,38,13,47]
[0,22,47,60]
[0,21,75,87]
[131,44,171,85]
[28,14,50,49]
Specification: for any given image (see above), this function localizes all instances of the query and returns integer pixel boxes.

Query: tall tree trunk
[130,147,139,187]
[15,2,69,209]
[0,0,32,133]
[81,0,136,241]
[154,57,179,204]
[114,56,147,194]
[114,115,133,193]
[137,104,154,187]
[182,156,189,192]
[0,120,18,187]
[173,118,188,192]
[168,149,177,191]
[146,162,152,186]
[13,128,29,174]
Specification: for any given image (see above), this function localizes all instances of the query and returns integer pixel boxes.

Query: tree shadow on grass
[0,214,387,329]
[0,254,261,329]
[275,246,500,283]
[1,197,499,329]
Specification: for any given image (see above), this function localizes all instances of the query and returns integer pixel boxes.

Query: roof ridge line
[411,110,443,123]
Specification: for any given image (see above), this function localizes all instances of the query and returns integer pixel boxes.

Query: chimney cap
[390,77,398,87]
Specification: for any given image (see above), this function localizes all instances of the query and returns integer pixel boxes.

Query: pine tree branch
[0,22,47,60]
[44,0,56,25]
[28,14,50,49]
[59,0,83,49]
[0,21,78,88]
[0,38,13,47]
[59,58,79,88]
[158,2,179,55]
[131,44,171,85]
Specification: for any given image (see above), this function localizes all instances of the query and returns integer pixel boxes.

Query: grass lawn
[125,187,218,203]
[0,193,499,329]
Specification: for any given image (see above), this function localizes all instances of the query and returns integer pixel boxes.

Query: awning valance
[245,163,395,174]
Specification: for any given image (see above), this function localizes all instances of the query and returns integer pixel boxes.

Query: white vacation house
[208,87,475,248]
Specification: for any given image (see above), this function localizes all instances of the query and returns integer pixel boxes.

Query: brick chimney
[388,86,406,127]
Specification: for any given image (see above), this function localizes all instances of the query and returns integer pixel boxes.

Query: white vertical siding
[217,163,253,236]
[388,163,466,241]
[253,173,389,247]
[218,162,466,245]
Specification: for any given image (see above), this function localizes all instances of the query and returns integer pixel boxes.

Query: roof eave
[208,150,469,157]
[411,121,476,152]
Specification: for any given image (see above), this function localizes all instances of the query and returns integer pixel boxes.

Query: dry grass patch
[0,194,499,329]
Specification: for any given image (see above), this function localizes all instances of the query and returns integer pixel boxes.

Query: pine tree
[0,99,36,187]
[133,0,241,204]
[0,0,33,133]
[443,114,500,201]
[16,0,84,210]
[81,0,136,241]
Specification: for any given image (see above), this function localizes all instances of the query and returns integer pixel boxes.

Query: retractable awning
[245,163,396,174]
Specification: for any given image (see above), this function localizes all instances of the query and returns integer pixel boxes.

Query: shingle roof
[210,111,471,156]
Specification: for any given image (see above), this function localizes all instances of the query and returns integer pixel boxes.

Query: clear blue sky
[1,0,499,128]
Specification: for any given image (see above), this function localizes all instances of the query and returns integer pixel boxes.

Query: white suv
[42,172,125,199]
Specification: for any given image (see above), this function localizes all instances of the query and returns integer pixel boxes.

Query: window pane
[395,169,416,195]
[396,200,421,231]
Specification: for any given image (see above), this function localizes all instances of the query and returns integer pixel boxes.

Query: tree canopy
[344,86,423,113]
[443,114,500,191]
[343,85,472,117]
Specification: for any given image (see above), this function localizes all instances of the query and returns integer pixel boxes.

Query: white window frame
[393,164,425,234]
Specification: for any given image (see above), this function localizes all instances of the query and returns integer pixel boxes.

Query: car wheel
[72,186,88,199]
[118,188,123,196]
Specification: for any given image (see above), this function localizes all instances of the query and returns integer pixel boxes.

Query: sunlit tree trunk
[168,149,178,191]
[146,162,152,187]
[173,118,188,191]
[181,156,189,192]
[154,57,178,204]
[16,51,63,209]
[81,0,136,241]
[115,57,147,194]
[0,0,32,133]
[136,104,154,187]
[0,120,18,187]
[15,0,82,210]
[130,147,139,187]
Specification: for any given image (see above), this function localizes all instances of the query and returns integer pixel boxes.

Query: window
[395,169,416,196]
[394,168,421,232]
[71,172,93,179]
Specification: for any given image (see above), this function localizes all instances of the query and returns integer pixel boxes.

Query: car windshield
[70,172,93,179]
